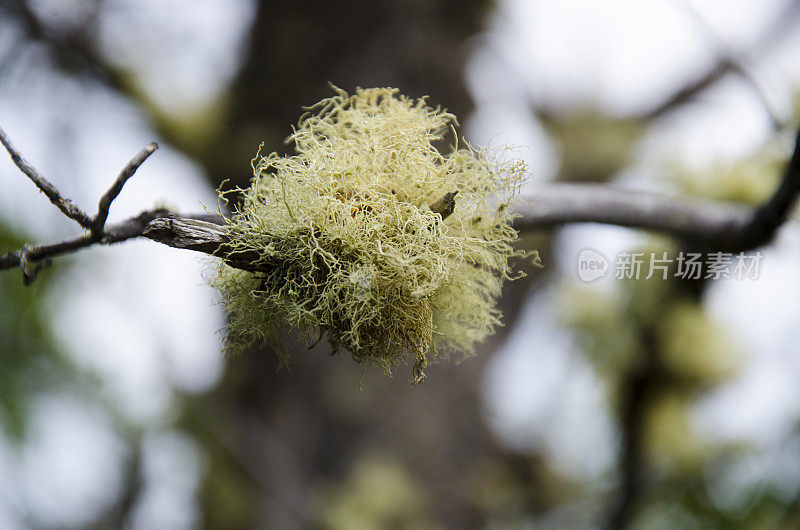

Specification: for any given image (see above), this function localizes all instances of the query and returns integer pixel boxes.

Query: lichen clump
[215,87,529,383]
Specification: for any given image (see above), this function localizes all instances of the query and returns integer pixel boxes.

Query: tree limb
[2,125,799,283]
[0,126,94,229]
[517,183,752,247]
[0,210,225,281]
[641,0,800,122]
[519,127,800,251]
[142,215,227,254]
[740,126,800,248]
[1,209,163,270]
[1,125,169,283]
[93,142,158,237]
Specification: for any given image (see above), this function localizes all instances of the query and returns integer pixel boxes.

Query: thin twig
[7,0,129,97]
[675,0,785,129]
[93,142,158,237]
[18,244,52,286]
[0,210,223,271]
[0,124,221,280]
[0,209,166,270]
[0,125,93,229]
[642,0,800,121]
[1,127,172,283]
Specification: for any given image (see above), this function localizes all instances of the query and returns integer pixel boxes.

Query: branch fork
[0,126,164,282]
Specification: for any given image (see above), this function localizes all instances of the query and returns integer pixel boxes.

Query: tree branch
[2,125,799,283]
[740,126,800,248]
[93,142,158,237]
[517,183,752,247]
[519,126,800,251]
[0,210,224,273]
[603,329,665,530]
[2,125,178,283]
[0,126,94,229]
[642,0,800,122]
[7,0,128,96]
[1,209,163,270]
[142,215,227,254]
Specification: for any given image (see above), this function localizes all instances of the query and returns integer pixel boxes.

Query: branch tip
[0,125,93,229]
[92,141,160,237]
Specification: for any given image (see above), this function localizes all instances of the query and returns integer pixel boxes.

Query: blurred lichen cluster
[214,87,530,383]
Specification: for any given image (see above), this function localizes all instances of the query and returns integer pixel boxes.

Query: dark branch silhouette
[520,127,800,252]
[0,127,94,230]
[92,142,158,238]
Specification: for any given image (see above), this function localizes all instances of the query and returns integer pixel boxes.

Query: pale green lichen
[214,87,531,383]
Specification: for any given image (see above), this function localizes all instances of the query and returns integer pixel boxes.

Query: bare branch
[673,0,785,129]
[7,0,129,97]
[143,215,228,255]
[517,183,752,246]
[93,142,158,237]
[142,215,268,273]
[644,66,725,120]
[739,126,800,248]
[18,244,52,286]
[0,210,223,272]
[1,209,167,271]
[0,125,170,283]
[642,0,800,121]
[518,127,800,252]
[0,125,93,229]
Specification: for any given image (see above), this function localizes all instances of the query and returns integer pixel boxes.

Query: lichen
[213,87,531,383]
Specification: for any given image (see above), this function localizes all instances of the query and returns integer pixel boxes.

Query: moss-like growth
[214,87,530,383]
